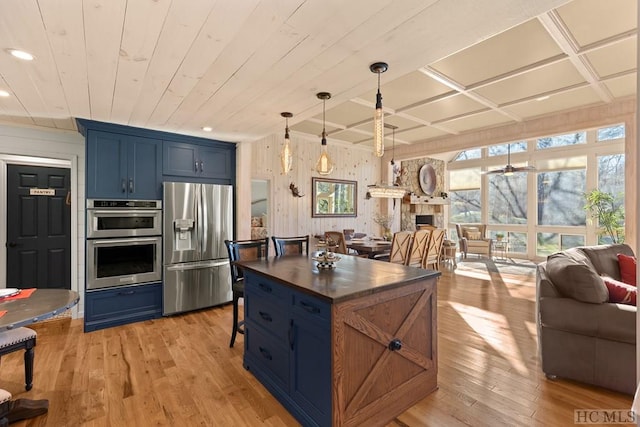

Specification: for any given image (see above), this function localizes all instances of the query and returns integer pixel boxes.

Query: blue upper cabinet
[163,140,232,181]
[78,119,236,198]
[86,130,162,200]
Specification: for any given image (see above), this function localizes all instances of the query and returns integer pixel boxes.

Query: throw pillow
[466,231,481,240]
[602,275,637,305]
[617,253,637,286]
[545,253,609,303]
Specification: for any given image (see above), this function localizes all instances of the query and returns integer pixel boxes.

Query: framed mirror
[312,177,357,217]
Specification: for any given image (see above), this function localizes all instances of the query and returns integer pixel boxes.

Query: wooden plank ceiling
[0,0,635,150]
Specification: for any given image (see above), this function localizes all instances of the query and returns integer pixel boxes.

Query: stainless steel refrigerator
[163,182,233,315]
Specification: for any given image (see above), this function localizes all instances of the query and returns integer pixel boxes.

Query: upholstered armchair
[455,223,492,258]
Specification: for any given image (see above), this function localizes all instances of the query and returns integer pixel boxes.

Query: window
[488,142,527,156]
[488,173,527,224]
[537,132,585,149]
[598,154,625,199]
[450,190,481,223]
[597,124,625,142]
[450,168,481,223]
[537,170,586,226]
[537,233,585,257]
[453,149,481,161]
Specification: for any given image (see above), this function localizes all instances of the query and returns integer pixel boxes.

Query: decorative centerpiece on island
[373,213,394,241]
[312,251,341,269]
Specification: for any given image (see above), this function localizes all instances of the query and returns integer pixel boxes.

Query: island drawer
[245,272,290,302]
[291,290,330,323]
[245,326,290,389]
[246,296,289,342]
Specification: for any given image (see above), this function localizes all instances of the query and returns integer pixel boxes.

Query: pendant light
[370,62,388,157]
[368,124,406,198]
[315,92,334,175]
[280,112,293,174]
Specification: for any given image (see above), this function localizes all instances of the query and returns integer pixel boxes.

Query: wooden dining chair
[387,231,413,264]
[324,231,348,254]
[424,228,446,270]
[406,229,431,267]
[224,238,269,348]
[271,235,309,256]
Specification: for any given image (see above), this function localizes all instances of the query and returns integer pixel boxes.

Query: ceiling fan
[484,144,536,176]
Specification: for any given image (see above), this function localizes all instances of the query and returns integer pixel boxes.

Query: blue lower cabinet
[84,282,162,332]
[244,274,331,427]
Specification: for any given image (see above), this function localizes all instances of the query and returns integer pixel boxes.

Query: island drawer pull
[259,346,272,361]
[288,319,294,350]
[299,300,320,314]
[388,338,402,351]
[258,311,272,322]
[258,283,272,293]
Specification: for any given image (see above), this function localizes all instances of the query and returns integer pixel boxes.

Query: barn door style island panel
[236,255,439,427]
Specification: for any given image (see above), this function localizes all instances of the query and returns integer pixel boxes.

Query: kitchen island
[236,254,440,427]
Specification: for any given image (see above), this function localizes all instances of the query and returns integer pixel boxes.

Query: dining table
[346,239,392,259]
[0,288,79,423]
[0,288,79,331]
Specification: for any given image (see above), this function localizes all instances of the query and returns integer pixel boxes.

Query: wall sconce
[370,62,388,158]
[315,92,334,175]
[280,112,293,174]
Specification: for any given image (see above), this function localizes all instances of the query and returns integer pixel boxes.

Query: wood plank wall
[243,133,384,241]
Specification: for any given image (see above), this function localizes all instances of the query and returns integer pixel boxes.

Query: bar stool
[0,328,36,391]
[224,238,269,348]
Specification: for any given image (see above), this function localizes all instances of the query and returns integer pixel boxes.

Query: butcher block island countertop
[236,255,440,427]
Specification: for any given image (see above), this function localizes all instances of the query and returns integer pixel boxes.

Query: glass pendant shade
[280,112,293,174]
[373,93,384,157]
[370,62,388,158]
[315,92,333,175]
[316,136,334,175]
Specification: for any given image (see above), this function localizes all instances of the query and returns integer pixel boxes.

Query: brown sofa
[536,243,636,394]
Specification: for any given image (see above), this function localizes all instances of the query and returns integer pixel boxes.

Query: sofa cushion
[545,253,608,303]
[617,253,637,286]
[602,276,636,305]
[579,244,634,280]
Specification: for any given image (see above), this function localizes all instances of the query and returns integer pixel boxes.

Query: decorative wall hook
[289,183,304,197]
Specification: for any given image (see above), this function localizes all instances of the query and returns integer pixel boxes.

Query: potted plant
[495,232,504,242]
[583,189,625,244]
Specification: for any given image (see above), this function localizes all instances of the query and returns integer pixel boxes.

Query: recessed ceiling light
[202,126,212,132]
[536,95,550,101]
[0,90,9,97]
[7,49,35,61]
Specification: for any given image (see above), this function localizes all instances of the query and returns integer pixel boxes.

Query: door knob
[6,242,17,248]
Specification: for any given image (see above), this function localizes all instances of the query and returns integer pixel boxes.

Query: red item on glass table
[1,288,36,301]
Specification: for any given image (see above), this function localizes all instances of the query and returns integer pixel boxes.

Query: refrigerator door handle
[166,260,229,271]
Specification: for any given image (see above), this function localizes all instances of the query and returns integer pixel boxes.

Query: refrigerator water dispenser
[174,218,195,251]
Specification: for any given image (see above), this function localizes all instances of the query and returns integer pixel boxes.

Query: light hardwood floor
[2,260,633,426]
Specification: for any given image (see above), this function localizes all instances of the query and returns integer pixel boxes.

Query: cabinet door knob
[121,179,126,193]
[388,338,402,351]
[194,161,199,172]
[129,179,134,193]
[199,161,204,172]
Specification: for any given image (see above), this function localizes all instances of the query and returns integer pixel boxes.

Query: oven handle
[166,260,229,271]
[90,237,160,246]
[89,210,161,216]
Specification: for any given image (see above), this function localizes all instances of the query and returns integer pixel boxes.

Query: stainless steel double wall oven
[86,199,162,290]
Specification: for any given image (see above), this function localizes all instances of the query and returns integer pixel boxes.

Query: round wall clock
[419,164,436,195]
